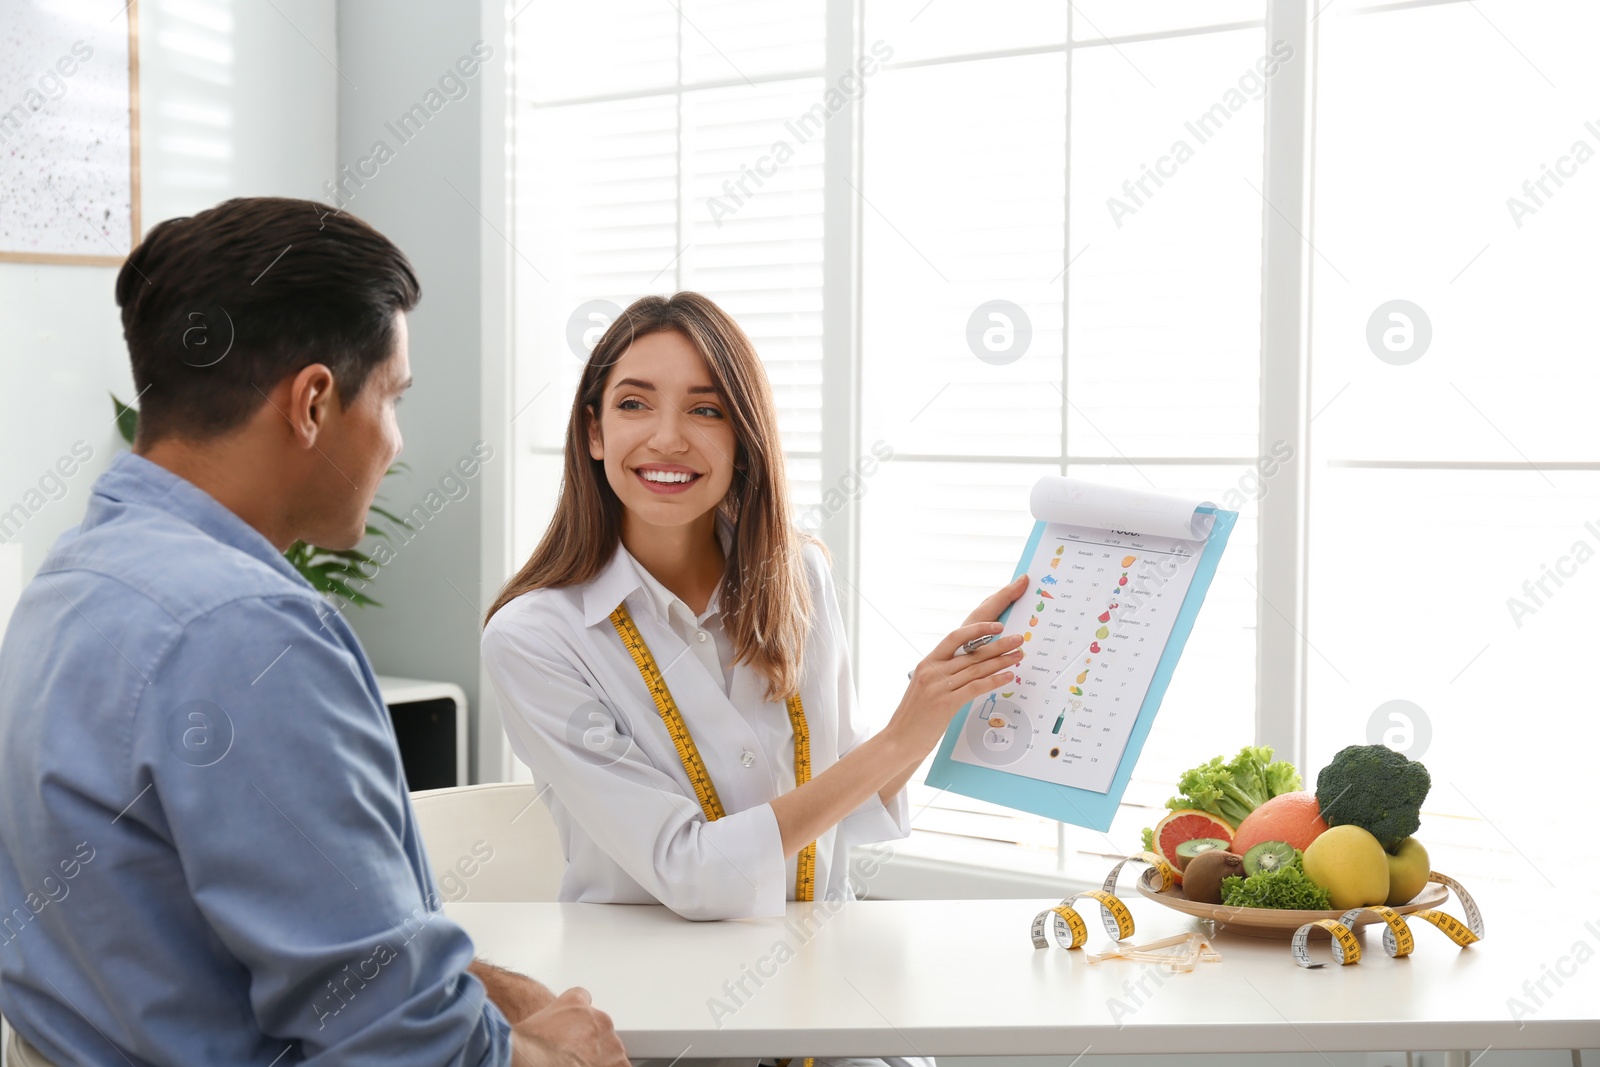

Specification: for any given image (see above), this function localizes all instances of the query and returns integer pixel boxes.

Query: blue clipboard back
[925,505,1237,832]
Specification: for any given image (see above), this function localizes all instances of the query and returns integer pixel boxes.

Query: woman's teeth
[640,470,696,483]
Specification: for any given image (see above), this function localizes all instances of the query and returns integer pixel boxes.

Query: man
[0,197,627,1066]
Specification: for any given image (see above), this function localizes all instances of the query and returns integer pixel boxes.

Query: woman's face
[587,328,739,531]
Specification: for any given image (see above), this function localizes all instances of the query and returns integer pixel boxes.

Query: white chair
[410,781,565,903]
[3,1020,57,1067]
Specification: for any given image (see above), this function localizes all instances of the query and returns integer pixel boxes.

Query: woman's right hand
[887,575,1029,756]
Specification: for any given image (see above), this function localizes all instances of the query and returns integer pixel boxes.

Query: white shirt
[481,525,911,921]
[629,517,737,697]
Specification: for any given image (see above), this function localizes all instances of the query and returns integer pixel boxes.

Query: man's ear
[285,363,337,447]
[585,403,604,461]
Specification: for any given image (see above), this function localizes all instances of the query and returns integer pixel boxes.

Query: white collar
[580,512,735,629]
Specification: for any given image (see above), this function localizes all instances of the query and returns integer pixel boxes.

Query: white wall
[334,0,509,783]
[0,0,337,585]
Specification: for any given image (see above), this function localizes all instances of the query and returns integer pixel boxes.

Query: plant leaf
[110,393,139,445]
[304,562,369,583]
[304,547,373,563]
[324,578,380,608]
[368,505,412,532]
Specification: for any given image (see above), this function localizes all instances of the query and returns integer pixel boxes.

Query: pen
[906,633,1002,679]
[958,634,999,655]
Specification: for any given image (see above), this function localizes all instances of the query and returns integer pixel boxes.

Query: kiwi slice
[1242,840,1296,876]
[1174,838,1230,871]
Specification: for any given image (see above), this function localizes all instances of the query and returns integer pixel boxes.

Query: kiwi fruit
[1242,840,1296,876]
[1174,838,1230,871]
[1181,850,1244,904]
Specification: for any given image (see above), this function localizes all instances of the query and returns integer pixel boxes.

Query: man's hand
[470,959,558,1024]
[511,987,627,1067]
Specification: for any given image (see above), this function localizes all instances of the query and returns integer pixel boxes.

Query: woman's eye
[618,398,645,411]
[690,405,723,418]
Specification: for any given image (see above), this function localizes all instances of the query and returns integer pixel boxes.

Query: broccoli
[1315,744,1431,852]
[1163,745,1303,827]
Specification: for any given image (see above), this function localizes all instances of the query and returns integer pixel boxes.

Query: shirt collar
[580,512,734,629]
[85,450,316,592]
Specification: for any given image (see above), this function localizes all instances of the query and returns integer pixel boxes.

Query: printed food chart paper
[927,477,1236,832]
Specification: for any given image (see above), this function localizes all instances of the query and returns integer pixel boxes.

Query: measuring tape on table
[1029,854,1483,970]
[1290,871,1484,968]
[1031,852,1175,950]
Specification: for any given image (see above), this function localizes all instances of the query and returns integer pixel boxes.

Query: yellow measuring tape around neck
[608,603,816,903]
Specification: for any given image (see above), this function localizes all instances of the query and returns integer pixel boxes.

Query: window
[1308,0,1600,890]
[506,0,1587,890]
[507,1,829,569]
[856,2,1270,875]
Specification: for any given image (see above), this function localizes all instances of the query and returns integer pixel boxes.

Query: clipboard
[925,477,1237,832]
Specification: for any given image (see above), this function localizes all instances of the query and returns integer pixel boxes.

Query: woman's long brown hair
[484,292,815,701]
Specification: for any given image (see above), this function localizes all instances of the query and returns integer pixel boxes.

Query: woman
[481,292,1026,925]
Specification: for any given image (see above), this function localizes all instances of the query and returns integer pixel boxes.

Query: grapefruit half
[1151,809,1235,877]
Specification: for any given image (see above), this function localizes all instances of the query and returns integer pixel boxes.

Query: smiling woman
[479,292,1026,953]
[486,292,812,699]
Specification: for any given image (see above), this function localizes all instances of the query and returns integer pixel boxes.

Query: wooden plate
[1135,876,1451,939]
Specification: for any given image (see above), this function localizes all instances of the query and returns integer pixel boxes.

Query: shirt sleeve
[482,615,786,921]
[128,595,512,1067]
[810,544,912,844]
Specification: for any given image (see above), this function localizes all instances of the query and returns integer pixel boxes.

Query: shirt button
[697,631,709,643]
[740,750,755,767]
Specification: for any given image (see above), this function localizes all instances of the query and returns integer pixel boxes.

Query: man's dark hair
[115,197,420,444]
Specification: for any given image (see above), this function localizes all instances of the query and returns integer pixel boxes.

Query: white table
[446,893,1600,1058]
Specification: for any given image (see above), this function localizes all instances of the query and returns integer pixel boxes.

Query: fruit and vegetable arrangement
[1033,743,1478,969]
[1139,743,1434,912]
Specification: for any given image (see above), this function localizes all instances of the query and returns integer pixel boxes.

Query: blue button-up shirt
[0,451,512,1065]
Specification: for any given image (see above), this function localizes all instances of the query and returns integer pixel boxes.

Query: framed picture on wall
[0,0,140,265]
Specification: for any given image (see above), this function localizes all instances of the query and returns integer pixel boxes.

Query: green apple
[1385,837,1430,906]
[1303,824,1389,910]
